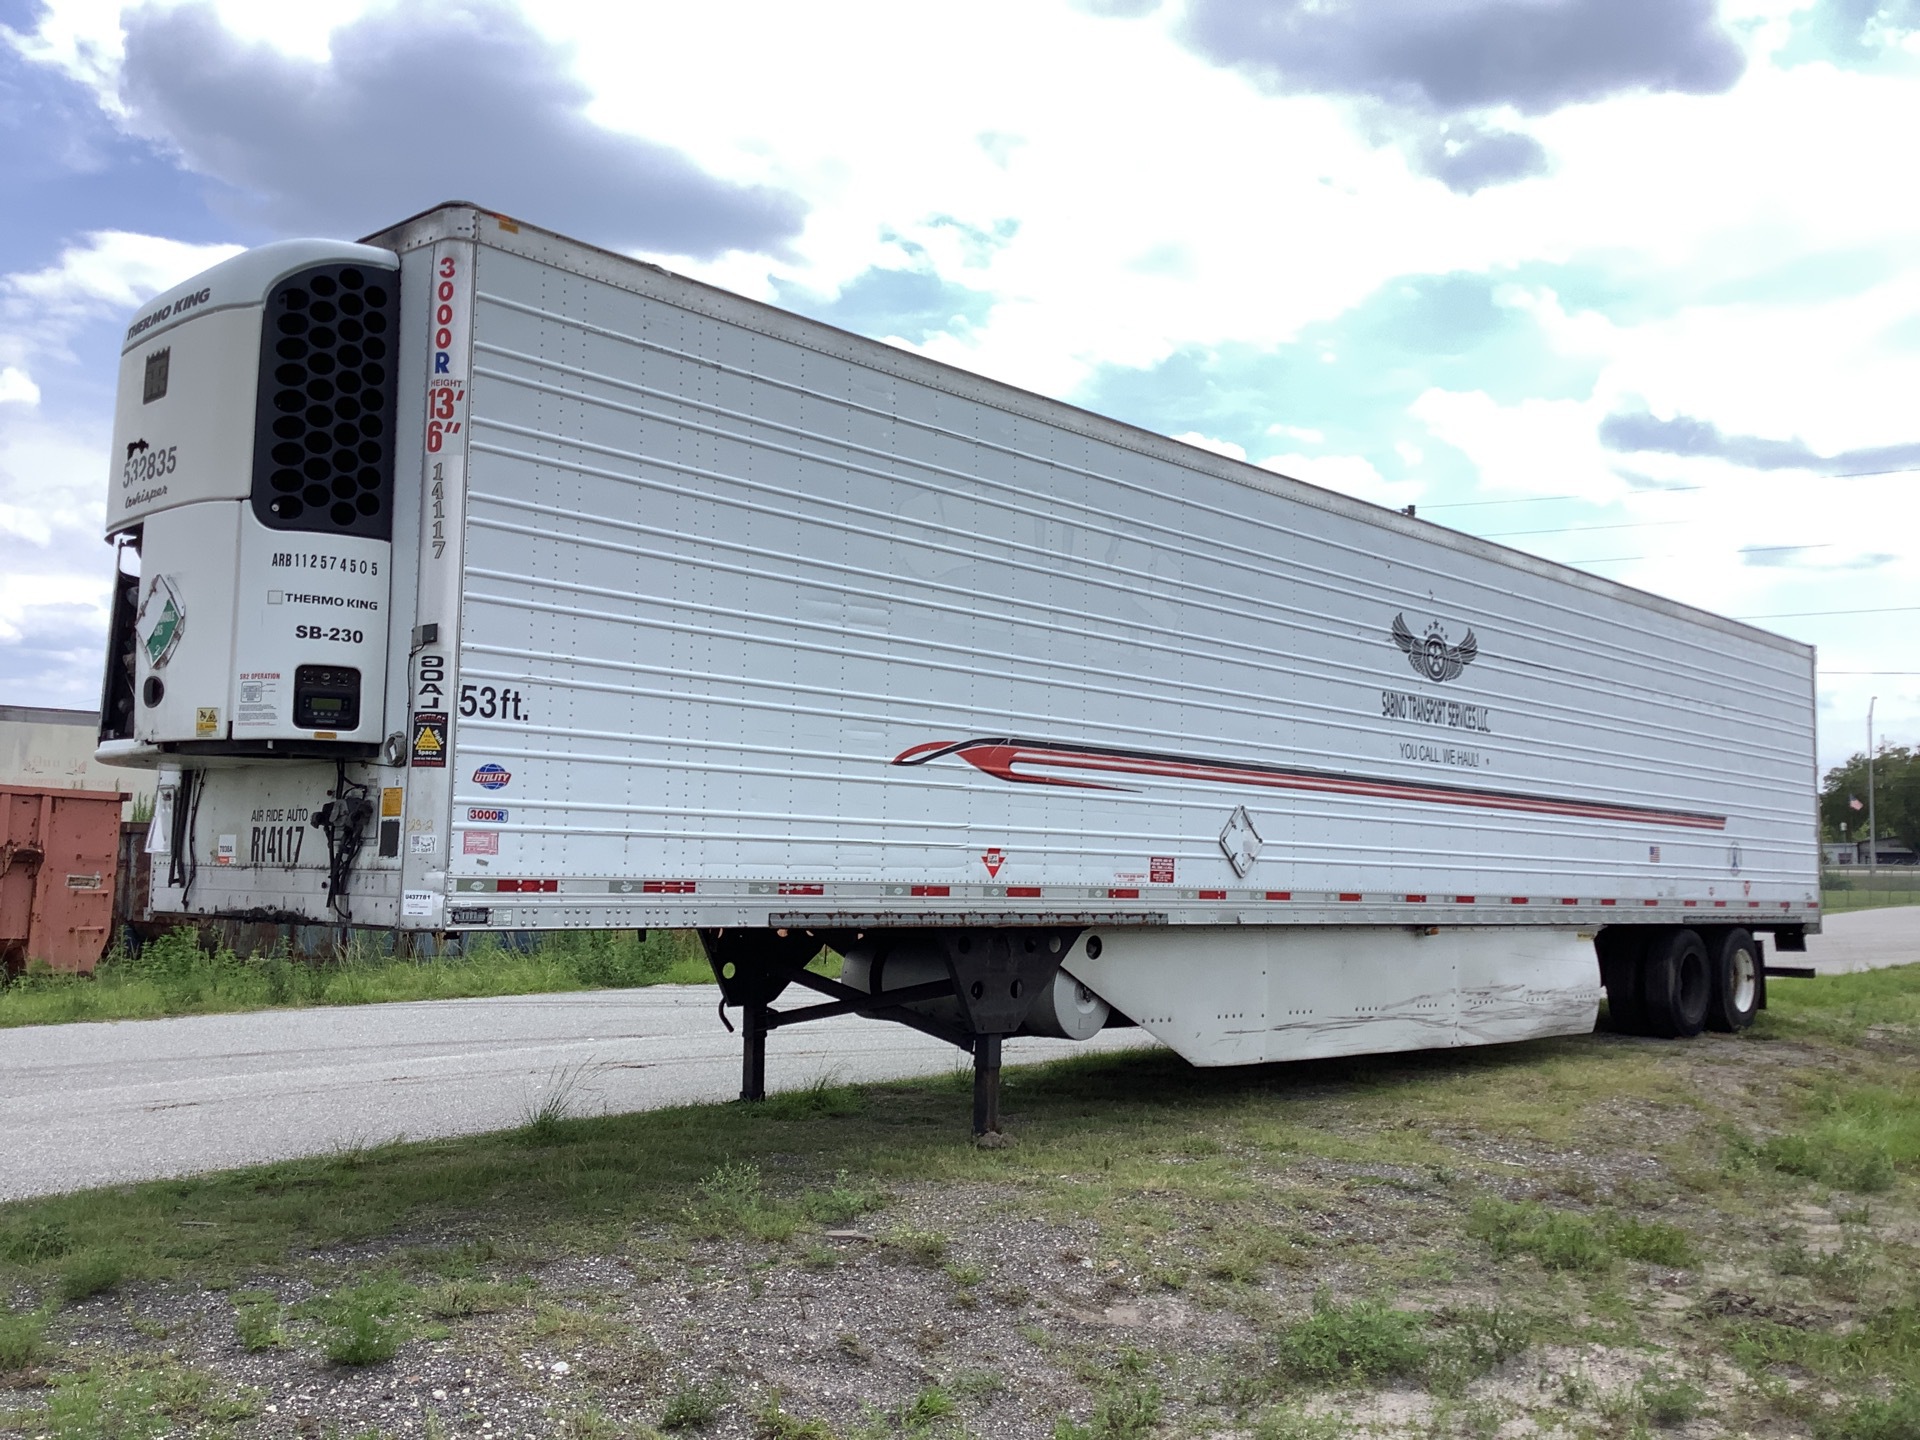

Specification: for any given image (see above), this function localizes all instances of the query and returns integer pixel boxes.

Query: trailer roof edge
[363,202,1813,662]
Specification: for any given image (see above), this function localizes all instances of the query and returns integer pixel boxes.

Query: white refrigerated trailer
[97,202,1819,1131]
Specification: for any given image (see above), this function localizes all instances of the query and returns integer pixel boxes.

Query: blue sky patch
[772,266,995,345]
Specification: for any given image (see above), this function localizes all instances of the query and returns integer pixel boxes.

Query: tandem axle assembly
[700,926,1088,1138]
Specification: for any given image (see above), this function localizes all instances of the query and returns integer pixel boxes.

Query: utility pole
[1867,697,1878,877]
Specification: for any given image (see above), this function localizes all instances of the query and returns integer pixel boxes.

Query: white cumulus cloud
[0,368,40,406]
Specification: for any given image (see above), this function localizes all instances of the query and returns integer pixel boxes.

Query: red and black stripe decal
[892,737,1726,831]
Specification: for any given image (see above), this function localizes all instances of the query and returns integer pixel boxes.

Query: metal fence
[1822,866,1920,912]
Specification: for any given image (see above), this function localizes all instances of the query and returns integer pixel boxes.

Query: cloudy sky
[2,0,1915,771]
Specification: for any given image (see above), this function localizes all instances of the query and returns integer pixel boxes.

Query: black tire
[1596,927,1650,1035]
[1642,928,1710,1039]
[1703,927,1761,1032]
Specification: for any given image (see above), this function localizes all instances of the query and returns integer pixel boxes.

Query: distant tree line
[1820,744,1919,851]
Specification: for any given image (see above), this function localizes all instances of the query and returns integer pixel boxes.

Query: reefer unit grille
[251,263,398,538]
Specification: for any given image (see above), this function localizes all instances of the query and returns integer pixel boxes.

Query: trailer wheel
[1703,927,1760,1032]
[1641,928,1709,1039]
[1596,928,1650,1035]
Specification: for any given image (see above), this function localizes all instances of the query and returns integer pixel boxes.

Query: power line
[1419,463,1920,512]
[1736,605,1920,620]
[1423,487,1700,511]
[1476,519,1686,539]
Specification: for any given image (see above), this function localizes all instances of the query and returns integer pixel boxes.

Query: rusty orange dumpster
[1,784,123,976]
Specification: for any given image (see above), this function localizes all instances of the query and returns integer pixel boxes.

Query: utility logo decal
[1391,613,1478,684]
[410,712,448,768]
[895,738,1727,831]
[139,576,185,669]
[473,763,511,790]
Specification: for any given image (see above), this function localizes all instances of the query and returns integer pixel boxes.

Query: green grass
[1603,1216,1698,1267]
[56,1248,126,1303]
[1272,1294,1430,1387]
[900,1385,957,1431]
[229,1289,286,1351]
[1467,1199,1612,1272]
[1761,966,1920,1045]
[661,1378,729,1431]
[0,1033,1824,1316]
[1055,1383,1161,1440]
[1424,1305,1536,1396]
[885,1229,950,1266]
[1728,973,1920,1191]
[39,1358,258,1438]
[313,1272,415,1366]
[755,1398,836,1440]
[0,1306,48,1371]
[1637,1368,1707,1425]
[0,925,715,1028]
[0,962,1918,1437]
[1817,1384,1920,1440]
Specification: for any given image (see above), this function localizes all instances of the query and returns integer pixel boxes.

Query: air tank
[840,937,1111,1041]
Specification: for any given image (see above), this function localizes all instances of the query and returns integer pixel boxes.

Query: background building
[0,705,155,816]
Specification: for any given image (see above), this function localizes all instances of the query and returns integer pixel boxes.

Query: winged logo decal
[1392,613,1478,684]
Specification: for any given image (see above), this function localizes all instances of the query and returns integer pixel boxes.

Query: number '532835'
[123,445,176,483]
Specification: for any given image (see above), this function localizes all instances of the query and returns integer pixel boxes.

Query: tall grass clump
[315,1273,414,1367]
[0,1307,48,1371]
[1468,1199,1612,1272]
[1273,1295,1429,1386]
[1724,1083,1917,1195]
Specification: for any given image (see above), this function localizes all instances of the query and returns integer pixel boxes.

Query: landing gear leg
[972,1032,1003,1139]
[741,1001,768,1102]
[700,927,816,1106]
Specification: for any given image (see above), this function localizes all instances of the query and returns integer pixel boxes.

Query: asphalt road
[2,907,1912,1201]
[0,986,1155,1200]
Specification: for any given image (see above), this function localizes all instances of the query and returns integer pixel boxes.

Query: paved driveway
[0,987,1153,1200]
[1,907,1910,1201]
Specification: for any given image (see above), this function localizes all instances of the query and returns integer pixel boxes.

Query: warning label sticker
[1150,856,1175,884]
[411,711,448,768]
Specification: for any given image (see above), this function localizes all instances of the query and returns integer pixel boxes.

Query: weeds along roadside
[0,926,743,1027]
[0,966,1917,1438]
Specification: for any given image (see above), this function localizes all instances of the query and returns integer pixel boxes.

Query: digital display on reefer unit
[293,665,361,730]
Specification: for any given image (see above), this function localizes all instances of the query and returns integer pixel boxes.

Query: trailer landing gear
[972,1033,1003,1144]
[700,927,1078,1138]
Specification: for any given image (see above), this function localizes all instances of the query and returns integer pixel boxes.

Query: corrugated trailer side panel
[421,223,1814,932]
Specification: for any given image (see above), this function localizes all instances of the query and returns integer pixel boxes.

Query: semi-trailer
[95,202,1819,1132]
